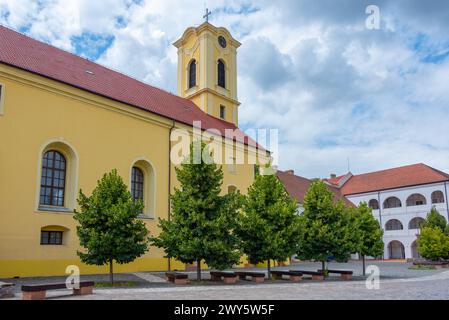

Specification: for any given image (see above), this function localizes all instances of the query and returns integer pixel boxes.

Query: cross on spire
[203,8,211,22]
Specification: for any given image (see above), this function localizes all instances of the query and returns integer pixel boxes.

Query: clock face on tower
[218,36,227,48]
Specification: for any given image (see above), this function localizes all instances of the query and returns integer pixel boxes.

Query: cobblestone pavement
[3,261,449,300]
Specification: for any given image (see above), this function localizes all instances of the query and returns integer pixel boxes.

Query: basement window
[40,231,63,245]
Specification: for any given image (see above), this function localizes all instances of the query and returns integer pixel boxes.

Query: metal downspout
[167,120,176,271]
[377,191,385,260]
[444,181,449,221]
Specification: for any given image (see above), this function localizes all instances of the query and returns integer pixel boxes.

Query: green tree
[151,141,242,280]
[417,227,449,261]
[444,224,449,237]
[74,169,150,284]
[422,207,447,231]
[297,181,358,272]
[237,166,301,279]
[353,202,384,275]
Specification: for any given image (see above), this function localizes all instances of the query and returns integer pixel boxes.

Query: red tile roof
[340,163,449,195]
[325,174,347,186]
[276,170,354,207]
[0,26,261,149]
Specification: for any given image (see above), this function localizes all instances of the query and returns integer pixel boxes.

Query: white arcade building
[324,163,449,260]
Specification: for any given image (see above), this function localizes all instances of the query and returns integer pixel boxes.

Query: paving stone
[3,261,449,300]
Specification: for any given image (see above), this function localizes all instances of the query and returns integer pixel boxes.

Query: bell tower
[174,21,241,125]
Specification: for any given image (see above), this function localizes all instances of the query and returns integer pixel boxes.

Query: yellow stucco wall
[175,22,240,126]
[0,62,267,278]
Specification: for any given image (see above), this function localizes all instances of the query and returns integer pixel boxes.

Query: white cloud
[1,0,449,178]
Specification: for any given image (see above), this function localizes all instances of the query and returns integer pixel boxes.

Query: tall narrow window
[40,151,66,207]
[189,60,196,88]
[220,105,226,119]
[218,60,225,88]
[131,167,144,202]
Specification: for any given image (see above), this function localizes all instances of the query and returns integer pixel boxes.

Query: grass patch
[94,281,140,288]
[408,265,437,270]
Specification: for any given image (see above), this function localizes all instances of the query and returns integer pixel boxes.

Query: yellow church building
[0,22,270,278]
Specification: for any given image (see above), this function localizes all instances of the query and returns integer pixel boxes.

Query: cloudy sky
[1,0,449,179]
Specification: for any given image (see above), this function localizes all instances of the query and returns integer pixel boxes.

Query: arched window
[188,60,196,88]
[411,240,421,259]
[228,185,237,194]
[383,197,402,209]
[432,191,445,204]
[385,219,403,231]
[388,240,405,259]
[131,167,144,202]
[130,159,156,218]
[39,151,66,207]
[368,199,379,210]
[38,140,78,212]
[218,59,225,88]
[406,194,427,207]
[409,217,425,230]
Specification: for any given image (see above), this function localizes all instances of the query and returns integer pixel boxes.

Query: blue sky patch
[72,33,115,61]
[412,33,449,64]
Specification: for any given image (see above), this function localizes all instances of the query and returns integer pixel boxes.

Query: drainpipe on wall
[377,191,383,229]
[444,181,449,221]
[167,120,176,271]
[377,191,385,260]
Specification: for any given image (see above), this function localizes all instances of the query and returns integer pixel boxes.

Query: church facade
[0,22,269,278]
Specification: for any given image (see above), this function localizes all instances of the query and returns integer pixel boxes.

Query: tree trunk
[362,255,366,276]
[267,260,271,280]
[197,259,201,281]
[321,260,326,273]
[109,258,114,285]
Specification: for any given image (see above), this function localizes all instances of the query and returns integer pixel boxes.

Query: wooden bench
[0,282,15,298]
[210,271,238,284]
[290,270,324,281]
[235,271,266,283]
[270,270,303,282]
[21,281,94,300]
[318,269,353,280]
[165,272,189,285]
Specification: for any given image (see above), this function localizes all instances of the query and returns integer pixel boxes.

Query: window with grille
[385,219,403,231]
[432,191,445,204]
[368,199,379,210]
[39,151,66,207]
[40,231,63,245]
[131,167,144,202]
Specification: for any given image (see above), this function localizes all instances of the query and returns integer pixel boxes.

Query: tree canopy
[151,141,242,280]
[74,169,150,283]
[237,167,301,275]
[297,181,358,270]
